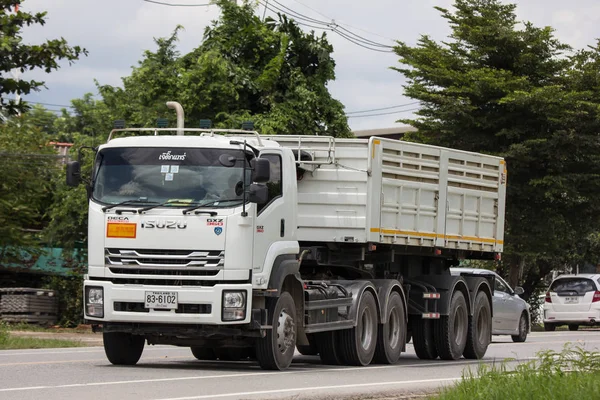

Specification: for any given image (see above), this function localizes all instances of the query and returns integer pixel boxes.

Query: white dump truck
[67,102,506,370]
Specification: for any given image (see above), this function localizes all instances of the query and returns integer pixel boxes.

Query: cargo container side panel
[376,139,442,247]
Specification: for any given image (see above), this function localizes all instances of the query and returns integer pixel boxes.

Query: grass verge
[434,346,600,399]
[0,322,85,350]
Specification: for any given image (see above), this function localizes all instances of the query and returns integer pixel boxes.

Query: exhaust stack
[166,101,184,135]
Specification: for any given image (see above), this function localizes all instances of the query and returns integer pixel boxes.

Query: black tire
[255,292,297,370]
[434,290,468,360]
[314,331,343,365]
[338,290,379,366]
[297,334,319,356]
[191,346,216,360]
[511,313,529,343]
[215,347,250,361]
[411,318,438,360]
[103,332,145,365]
[544,323,556,331]
[464,291,492,359]
[374,291,406,364]
[568,324,579,331]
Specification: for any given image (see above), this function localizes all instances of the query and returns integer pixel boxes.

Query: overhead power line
[346,108,420,119]
[346,102,420,115]
[142,0,211,6]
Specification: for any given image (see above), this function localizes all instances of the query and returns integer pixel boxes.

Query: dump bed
[263,135,506,254]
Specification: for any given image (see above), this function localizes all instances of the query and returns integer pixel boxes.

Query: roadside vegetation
[434,346,600,399]
[0,322,84,350]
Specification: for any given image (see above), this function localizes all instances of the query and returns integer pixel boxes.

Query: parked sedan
[543,274,600,331]
[451,268,531,342]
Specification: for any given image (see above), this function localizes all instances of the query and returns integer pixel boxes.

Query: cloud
[13,0,600,132]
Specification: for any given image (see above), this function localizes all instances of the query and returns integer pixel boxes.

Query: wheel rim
[360,306,374,350]
[520,316,527,336]
[276,308,296,354]
[387,305,401,349]
[476,303,491,344]
[453,304,467,346]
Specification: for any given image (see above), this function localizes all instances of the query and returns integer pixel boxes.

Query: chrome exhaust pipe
[166,101,184,135]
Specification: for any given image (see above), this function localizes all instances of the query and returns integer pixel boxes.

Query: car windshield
[92,147,249,207]
[549,278,596,294]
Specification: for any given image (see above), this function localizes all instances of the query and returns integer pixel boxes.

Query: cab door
[252,149,297,273]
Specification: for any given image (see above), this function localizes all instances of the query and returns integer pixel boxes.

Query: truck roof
[101,134,281,150]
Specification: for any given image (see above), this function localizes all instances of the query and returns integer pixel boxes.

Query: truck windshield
[92,147,248,207]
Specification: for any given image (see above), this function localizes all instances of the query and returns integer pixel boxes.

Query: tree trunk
[508,259,520,289]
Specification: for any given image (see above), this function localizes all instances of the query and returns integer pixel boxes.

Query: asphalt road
[1,331,599,400]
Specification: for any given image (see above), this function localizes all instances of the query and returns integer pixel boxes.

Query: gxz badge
[214,227,223,236]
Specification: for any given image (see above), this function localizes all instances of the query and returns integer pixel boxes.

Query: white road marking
[0,358,530,392]
[152,378,461,400]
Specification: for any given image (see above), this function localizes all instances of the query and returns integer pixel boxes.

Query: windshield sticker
[207,218,224,226]
[214,227,223,236]
[165,173,174,181]
[170,165,179,173]
[159,151,186,161]
[161,165,170,173]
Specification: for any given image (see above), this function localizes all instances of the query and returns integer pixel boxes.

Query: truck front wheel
[191,347,216,360]
[103,332,145,365]
[255,292,297,370]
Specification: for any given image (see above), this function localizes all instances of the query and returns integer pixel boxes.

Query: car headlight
[222,291,246,321]
[85,286,104,318]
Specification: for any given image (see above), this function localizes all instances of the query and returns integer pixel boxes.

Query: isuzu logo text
[141,220,187,229]
[159,151,186,161]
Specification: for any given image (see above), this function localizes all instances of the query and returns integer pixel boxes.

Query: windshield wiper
[102,199,159,212]
[182,199,243,214]
[138,199,203,214]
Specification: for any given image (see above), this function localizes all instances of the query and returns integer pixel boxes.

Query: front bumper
[84,280,252,325]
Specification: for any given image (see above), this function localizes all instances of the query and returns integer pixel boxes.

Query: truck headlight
[85,286,104,318]
[222,291,246,321]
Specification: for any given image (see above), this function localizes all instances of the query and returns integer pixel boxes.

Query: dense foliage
[393,0,600,297]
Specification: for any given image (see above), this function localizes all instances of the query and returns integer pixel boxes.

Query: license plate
[564,297,579,304]
[145,291,178,309]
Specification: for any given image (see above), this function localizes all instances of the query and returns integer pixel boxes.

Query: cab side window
[257,154,282,213]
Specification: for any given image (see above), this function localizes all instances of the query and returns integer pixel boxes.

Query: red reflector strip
[423,293,441,299]
[422,313,440,319]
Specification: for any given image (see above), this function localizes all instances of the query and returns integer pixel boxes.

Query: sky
[14,0,600,133]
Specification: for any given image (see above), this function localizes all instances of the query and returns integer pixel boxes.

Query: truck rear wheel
[435,290,468,360]
[374,291,405,364]
[297,334,319,356]
[315,331,343,365]
[411,318,438,360]
[463,291,491,359]
[255,292,297,370]
[103,332,145,365]
[191,346,216,360]
[338,290,378,366]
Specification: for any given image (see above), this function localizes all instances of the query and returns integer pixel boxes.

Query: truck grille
[105,248,225,269]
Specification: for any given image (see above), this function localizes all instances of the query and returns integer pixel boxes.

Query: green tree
[98,0,350,137]
[393,0,600,298]
[0,0,86,116]
[0,115,60,263]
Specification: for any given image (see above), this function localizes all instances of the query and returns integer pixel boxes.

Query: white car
[543,274,600,331]
[451,268,531,342]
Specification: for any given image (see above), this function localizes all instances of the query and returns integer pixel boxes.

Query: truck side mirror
[66,161,81,187]
[248,184,268,205]
[251,158,270,183]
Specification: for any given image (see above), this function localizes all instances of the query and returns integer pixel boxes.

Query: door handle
[280,219,285,237]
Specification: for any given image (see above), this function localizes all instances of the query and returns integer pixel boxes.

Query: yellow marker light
[107,223,137,238]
